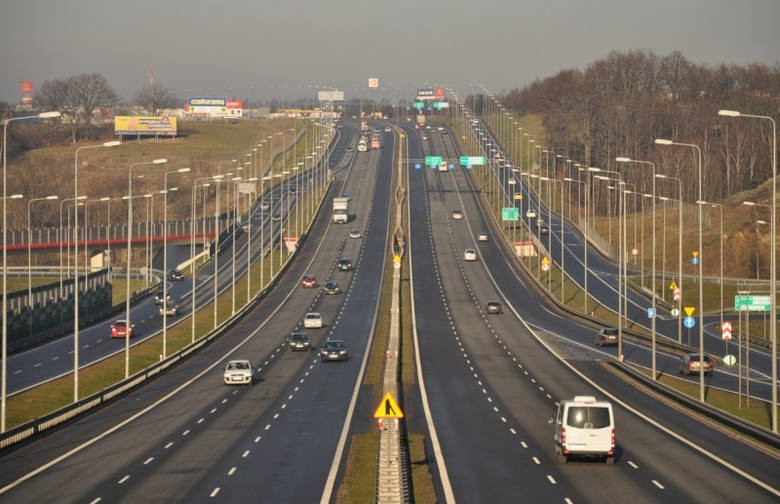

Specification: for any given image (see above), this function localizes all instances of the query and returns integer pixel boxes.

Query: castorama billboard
[186,96,227,116]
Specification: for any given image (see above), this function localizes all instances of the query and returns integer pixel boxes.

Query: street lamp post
[73,140,120,401]
[656,173,684,344]
[617,157,659,378]
[27,195,59,328]
[2,110,61,432]
[655,138,706,403]
[591,168,626,359]
[162,167,190,358]
[719,109,777,433]
[125,159,167,378]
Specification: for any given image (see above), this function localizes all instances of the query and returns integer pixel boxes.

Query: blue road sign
[692,257,699,265]
[647,307,655,318]
[684,316,696,328]
[414,163,421,170]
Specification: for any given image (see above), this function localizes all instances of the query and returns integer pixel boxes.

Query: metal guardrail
[607,359,780,449]
[376,126,410,503]
[0,132,337,451]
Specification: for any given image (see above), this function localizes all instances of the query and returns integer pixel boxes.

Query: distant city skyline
[1,0,778,105]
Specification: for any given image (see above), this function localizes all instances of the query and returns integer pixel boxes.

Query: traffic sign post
[541,256,550,272]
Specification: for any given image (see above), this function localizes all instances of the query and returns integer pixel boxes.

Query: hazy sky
[1,0,778,105]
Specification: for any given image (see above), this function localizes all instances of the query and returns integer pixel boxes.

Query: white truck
[332,197,349,224]
[357,139,368,152]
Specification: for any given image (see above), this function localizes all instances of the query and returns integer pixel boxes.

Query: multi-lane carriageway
[0,120,777,502]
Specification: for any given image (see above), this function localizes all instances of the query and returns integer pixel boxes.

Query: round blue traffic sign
[684,316,696,328]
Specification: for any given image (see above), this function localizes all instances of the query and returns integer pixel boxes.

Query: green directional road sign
[460,156,486,166]
[734,294,771,312]
[413,101,425,110]
[502,207,519,221]
[425,156,443,166]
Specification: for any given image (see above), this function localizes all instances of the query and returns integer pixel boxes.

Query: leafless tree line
[32,73,178,144]
[498,50,780,204]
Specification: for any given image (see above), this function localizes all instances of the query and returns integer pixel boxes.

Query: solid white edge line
[319,127,394,504]
[407,129,457,504]
[0,132,348,496]
[455,136,779,498]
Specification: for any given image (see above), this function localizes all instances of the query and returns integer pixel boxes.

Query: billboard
[187,96,227,116]
[114,116,177,136]
[368,78,379,88]
[20,81,33,94]
[417,88,435,101]
[434,87,445,100]
[318,90,344,101]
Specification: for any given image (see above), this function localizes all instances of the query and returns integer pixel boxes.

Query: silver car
[224,359,253,385]
[304,312,323,329]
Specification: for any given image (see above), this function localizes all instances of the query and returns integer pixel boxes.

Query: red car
[301,275,318,288]
[111,319,134,338]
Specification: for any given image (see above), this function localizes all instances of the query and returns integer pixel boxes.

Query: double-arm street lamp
[719,109,777,433]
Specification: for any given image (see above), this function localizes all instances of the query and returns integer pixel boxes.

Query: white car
[478,232,489,242]
[349,228,362,239]
[526,209,537,218]
[303,312,323,329]
[224,359,253,385]
[451,210,464,220]
[464,248,478,262]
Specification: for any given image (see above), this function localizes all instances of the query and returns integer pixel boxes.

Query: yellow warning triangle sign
[373,392,404,419]
[669,281,678,290]
[684,306,695,317]
[541,256,550,265]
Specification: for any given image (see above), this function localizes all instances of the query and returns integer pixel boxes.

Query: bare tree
[34,73,118,143]
[135,77,179,115]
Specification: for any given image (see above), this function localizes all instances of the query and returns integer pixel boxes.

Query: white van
[552,395,615,464]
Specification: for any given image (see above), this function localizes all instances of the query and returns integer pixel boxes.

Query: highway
[405,122,778,501]
[0,122,395,500]
[0,119,777,502]
[2,127,348,395]
[468,117,778,403]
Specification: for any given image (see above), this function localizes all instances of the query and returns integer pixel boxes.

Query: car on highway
[338,258,352,271]
[552,395,615,464]
[478,232,489,242]
[540,224,550,235]
[526,209,537,218]
[421,135,428,140]
[260,200,270,211]
[485,300,503,314]
[323,281,342,295]
[223,359,253,385]
[154,289,170,306]
[167,269,184,281]
[301,275,318,288]
[340,192,351,201]
[451,209,464,220]
[303,312,323,329]
[349,228,362,239]
[595,328,618,346]
[535,217,545,228]
[159,300,177,317]
[384,127,392,132]
[289,185,297,195]
[463,248,478,262]
[111,319,134,338]
[679,353,714,376]
[272,212,281,222]
[319,340,349,362]
[289,332,311,351]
